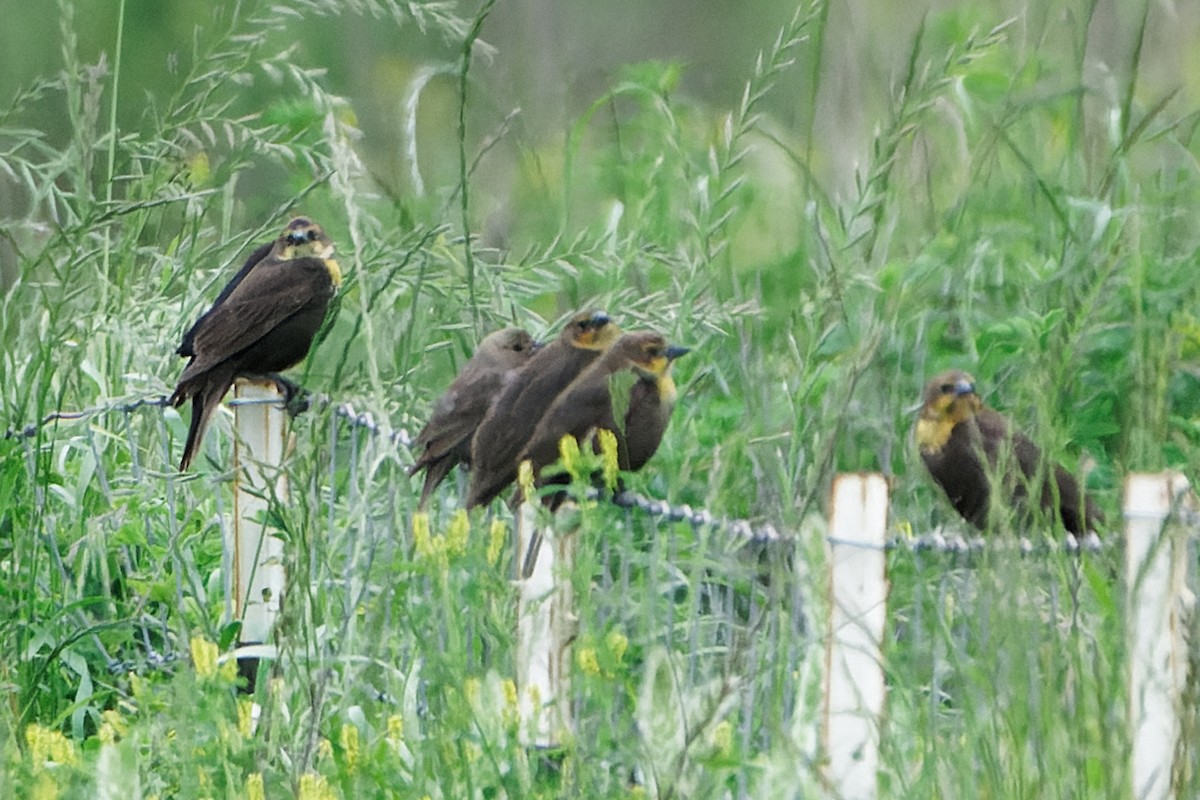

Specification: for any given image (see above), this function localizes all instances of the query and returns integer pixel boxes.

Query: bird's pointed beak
[530,340,545,353]
[954,378,976,396]
[665,345,690,361]
[588,311,611,328]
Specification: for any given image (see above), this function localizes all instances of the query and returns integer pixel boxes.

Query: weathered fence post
[515,501,576,748]
[1125,471,1194,800]
[228,379,288,693]
[823,473,889,800]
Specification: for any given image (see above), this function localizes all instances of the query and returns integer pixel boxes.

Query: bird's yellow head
[563,310,621,350]
[915,369,982,453]
[621,332,689,402]
[276,217,341,286]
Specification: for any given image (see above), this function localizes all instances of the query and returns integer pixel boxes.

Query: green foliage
[3,0,1200,796]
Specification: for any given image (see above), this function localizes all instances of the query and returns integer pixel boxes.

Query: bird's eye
[648,347,663,358]
[940,383,955,394]
[306,229,317,242]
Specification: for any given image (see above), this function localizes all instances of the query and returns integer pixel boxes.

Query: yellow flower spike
[464,677,480,707]
[98,722,116,746]
[446,509,470,557]
[386,714,404,746]
[237,699,256,739]
[190,636,219,679]
[31,773,58,800]
[711,720,733,756]
[605,630,629,665]
[412,512,433,557]
[597,429,620,491]
[130,673,148,702]
[486,518,507,566]
[246,773,265,800]
[558,434,581,481]
[316,737,333,762]
[297,772,333,800]
[218,658,239,683]
[517,459,535,503]
[26,723,79,769]
[577,647,600,676]
[502,679,519,725]
[101,709,127,738]
[339,723,360,772]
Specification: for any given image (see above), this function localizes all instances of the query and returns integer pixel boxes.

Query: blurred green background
[4,2,1200,794]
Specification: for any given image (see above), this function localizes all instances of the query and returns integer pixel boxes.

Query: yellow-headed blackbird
[408,327,538,508]
[518,331,688,478]
[465,310,621,508]
[169,217,342,471]
[915,369,1102,535]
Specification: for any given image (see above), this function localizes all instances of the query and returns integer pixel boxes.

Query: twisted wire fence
[7,391,1197,796]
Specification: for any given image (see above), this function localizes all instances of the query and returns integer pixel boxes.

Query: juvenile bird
[466,310,621,509]
[170,217,341,471]
[915,370,1102,536]
[408,327,538,508]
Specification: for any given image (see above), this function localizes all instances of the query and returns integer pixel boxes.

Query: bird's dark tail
[178,371,234,471]
[416,457,455,510]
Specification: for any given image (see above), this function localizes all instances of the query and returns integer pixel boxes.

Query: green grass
[3,0,1200,797]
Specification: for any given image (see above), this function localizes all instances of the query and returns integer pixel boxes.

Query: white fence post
[823,472,889,800]
[1125,471,1194,800]
[228,378,288,691]
[515,501,575,748]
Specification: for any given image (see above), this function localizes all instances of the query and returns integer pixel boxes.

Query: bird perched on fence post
[518,330,689,482]
[169,217,342,471]
[466,310,621,509]
[408,327,538,508]
[914,369,1102,536]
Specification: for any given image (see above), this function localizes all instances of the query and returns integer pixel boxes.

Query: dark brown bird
[465,310,621,509]
[170,217,342,471]
[408,327,538,508]
[915,369,1102,536]
[518,331,689,479]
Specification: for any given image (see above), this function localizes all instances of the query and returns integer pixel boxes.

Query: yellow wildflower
[577,647,600,676]
[597,429,619,491]
[558,435,581,481]
[246,773,265,800]
[297,772,336,800]
[446,509,470,556]
[605,630,629,665]
[237,699,256,738]
[711,720,733,756]
[517,459,536,503]
[339,722,360,772]
[412,512,433,557]
[190,636,219,679]
[386,714,404,746]
[486,518,507,566]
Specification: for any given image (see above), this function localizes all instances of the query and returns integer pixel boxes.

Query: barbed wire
[8,390,1186,557]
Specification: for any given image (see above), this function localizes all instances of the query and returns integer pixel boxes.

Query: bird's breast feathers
[322,258,343,289]
[915,416,955,454]
[658,374,677,405]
